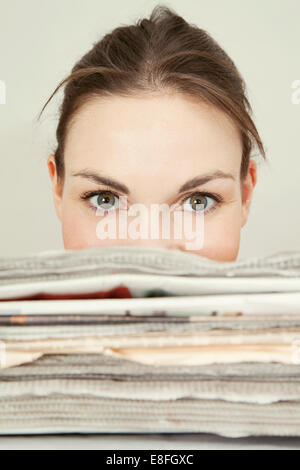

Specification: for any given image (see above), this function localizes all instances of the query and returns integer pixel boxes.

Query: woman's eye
[89,191,119,211]
[182,193,217,213]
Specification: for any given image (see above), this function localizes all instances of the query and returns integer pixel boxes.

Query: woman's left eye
[182,192,219,213]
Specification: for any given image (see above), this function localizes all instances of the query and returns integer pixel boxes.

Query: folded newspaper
[1,245,300,437]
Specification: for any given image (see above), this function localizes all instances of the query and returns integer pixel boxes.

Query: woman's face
[48,92,257,261]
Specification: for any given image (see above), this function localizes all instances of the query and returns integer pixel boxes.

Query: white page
[1,292,300,316]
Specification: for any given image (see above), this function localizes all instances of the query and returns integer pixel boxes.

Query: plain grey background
[0,0,299,259]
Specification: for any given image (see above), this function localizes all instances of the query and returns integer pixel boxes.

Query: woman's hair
[39,4,265,180]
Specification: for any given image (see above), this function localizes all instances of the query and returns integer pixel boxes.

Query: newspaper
[1,246,300,437]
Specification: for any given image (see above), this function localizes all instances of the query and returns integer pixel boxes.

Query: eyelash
[81,188,120,200]
[80,188,224,214]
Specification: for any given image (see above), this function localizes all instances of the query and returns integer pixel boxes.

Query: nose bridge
[125,202,186,249]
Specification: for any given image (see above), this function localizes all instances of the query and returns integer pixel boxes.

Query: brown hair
[39,4,266,180]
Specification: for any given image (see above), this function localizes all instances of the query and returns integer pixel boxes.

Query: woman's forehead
[64,94,243,175]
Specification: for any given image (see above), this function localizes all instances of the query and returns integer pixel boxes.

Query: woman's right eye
[88,191,120,211]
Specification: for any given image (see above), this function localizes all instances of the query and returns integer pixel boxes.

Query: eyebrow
[178,170,235,193]
[72,169,235,196]
[72,170,130,195]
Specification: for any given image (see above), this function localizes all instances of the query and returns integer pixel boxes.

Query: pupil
[192,195,207,211]
[97,192,114,208]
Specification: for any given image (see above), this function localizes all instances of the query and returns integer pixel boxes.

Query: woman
[41,4,265,261]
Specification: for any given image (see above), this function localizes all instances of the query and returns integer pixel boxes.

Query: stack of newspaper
[1,245,300,437]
